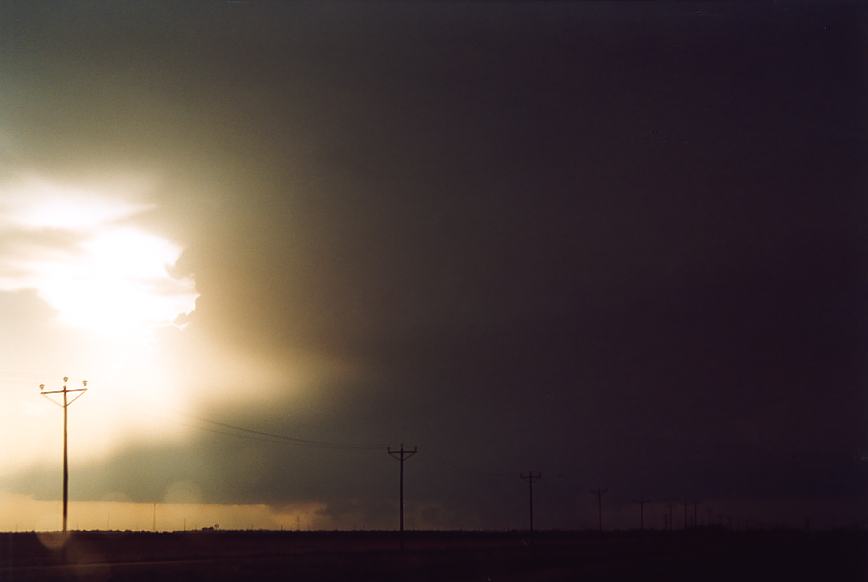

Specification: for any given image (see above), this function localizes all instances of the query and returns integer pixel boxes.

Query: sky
[0,1,865,531]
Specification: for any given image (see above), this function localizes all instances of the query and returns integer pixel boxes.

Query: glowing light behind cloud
[0,177,201,471]
[0,177,287,487]
[24,227,197,335]
[0,178,153,230]
[0,179,197,338]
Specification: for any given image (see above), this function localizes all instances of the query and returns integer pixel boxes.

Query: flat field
[0,530,863,581]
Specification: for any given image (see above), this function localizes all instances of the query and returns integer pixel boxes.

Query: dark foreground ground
[0,529,864,581]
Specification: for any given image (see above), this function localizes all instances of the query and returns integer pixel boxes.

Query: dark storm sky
[2,2,866,528]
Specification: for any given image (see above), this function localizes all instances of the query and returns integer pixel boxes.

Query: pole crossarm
[387,445,418,461]
[41,388,87,395]
[41,388,87,408]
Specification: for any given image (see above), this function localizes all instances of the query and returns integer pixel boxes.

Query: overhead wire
[123,397,388,452]
[187,415,386,451]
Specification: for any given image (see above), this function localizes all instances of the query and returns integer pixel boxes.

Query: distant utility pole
[683,500,689,529]
[665,503,674,531]
[39,377,88,533]
[520,472,542,534]
[634,498,651,531]
[387,444,417,550]
[590,489,607,533]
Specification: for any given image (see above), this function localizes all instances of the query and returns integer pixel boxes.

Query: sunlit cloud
[0,174,295,482]
[0,178,197,338]
[0,177,153,231]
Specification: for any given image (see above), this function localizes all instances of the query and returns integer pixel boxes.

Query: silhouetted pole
[63,391,68,527]
[683,500,689,529]
[520,472,542,534]
[40,377,88,533]
[387,444,417,550]
[666,502,674,531]
[590,489,607,533]
[634,498,650,531]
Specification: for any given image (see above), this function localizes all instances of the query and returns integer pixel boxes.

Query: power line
[178,421,294,445]
[186,416,386,451]
[417,445,523,478]
[136,406,387,452]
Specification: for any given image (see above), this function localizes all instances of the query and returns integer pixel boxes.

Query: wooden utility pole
[40,377,88,533]
[634,498,651,531]
[520,472,542,534]
[590,489,607,533]
[387,444,417,550]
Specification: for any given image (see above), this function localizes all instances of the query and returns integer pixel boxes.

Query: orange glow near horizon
[0,492,326,533]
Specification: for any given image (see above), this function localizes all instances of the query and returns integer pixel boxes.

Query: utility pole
[634,498,651,531]
[590,489,607,533]
[387,444,417,550]
[520,472,542,534]
[665,502,674,531]
[40,377,88,533]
